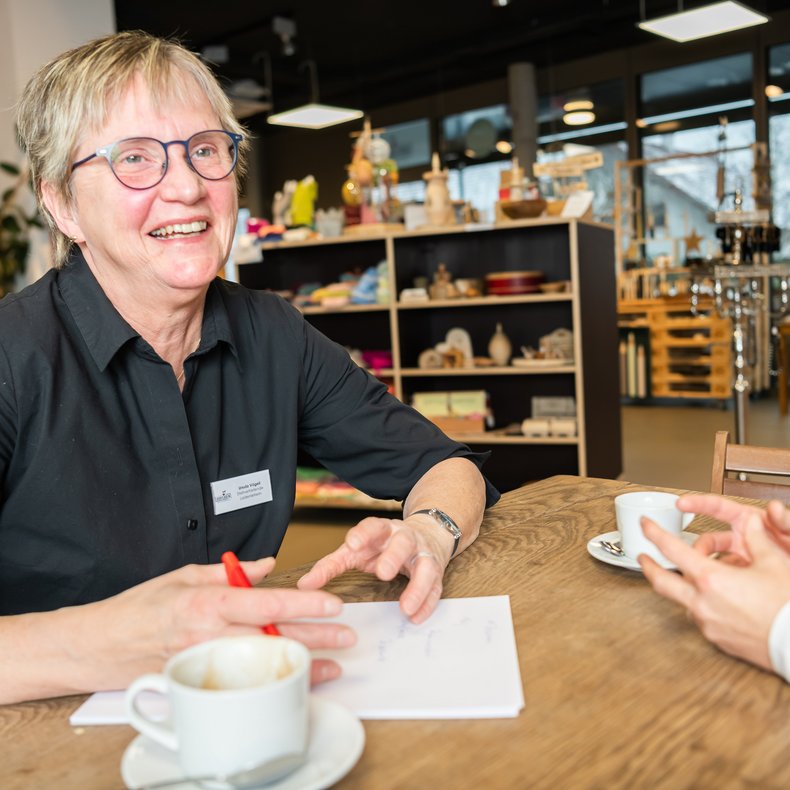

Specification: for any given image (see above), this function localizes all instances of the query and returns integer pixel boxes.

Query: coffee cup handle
[681,512,695,530]
[125,673,178,752]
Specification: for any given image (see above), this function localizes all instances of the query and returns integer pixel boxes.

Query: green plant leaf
[0,162,20,176]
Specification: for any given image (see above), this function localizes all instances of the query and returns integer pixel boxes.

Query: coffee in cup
[125,635,309,778]
[614,491,694,565]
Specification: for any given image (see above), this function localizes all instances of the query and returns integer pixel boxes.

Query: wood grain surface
[4,475,790,789]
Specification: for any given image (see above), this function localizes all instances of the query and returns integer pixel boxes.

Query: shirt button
[186,519,198,531]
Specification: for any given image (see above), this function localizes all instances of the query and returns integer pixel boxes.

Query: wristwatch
[411,508,462,558]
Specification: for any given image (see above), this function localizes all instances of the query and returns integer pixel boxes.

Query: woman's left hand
[297,514,451,624]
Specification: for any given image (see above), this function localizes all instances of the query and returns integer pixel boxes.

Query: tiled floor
[276,395,790,571]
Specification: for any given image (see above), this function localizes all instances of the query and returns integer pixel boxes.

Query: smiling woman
[0,30,497,705]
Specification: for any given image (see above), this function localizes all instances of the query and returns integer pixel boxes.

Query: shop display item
[423,152,454,227]
[484,270,545,295]
[488,323,512,366]
[429,263,459,300]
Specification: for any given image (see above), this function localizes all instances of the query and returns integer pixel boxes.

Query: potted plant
[0,160,43,297]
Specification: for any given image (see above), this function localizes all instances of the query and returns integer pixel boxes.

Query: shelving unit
[238,217,621,493]
[617,297,731,402]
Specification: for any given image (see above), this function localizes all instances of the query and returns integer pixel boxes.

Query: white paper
[70,689,169,726]
[561,190,594,218]
[69,595,524,725]
[312,595,524,719]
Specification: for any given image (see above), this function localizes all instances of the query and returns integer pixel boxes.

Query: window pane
[641,120,756,261]
[538,79,624,141]
[441,104,511,165]
[381,119,431,170]
[769,44,790,259]
[641,53,753,125]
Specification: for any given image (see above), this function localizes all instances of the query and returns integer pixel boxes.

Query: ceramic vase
[488,323,512,366]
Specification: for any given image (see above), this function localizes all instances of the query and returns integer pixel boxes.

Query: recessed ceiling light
[563,100,594,112]
[563,110,596,126]
[637,1,768,43]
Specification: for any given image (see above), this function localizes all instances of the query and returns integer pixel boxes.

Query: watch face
[433,509,461,538]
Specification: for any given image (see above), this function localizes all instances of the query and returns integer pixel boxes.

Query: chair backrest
[710,430,790,503]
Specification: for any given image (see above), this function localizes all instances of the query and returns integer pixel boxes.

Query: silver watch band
[411,508,462,558]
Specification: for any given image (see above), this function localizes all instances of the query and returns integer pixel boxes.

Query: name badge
[210,470,273,515]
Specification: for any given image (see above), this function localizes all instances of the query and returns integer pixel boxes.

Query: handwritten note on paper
[311,595,524,719]
[69,595,523,725]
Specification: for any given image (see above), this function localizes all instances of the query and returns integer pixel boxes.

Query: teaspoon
[135,750,306,790]
[598,539,626,558]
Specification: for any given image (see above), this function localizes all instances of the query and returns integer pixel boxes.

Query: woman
[0,31,497,704]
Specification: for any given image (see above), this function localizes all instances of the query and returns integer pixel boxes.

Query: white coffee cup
[125,635,310,778]
[614,491,694,564]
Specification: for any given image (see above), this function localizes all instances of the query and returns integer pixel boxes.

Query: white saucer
[587,529,698,572]
[121,696,365,790]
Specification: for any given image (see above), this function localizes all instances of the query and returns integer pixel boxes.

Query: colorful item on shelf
[290,175,317,227]
[361,350,392,374]
[484,270,545,295]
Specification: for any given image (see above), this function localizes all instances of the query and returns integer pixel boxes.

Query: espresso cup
[614,491,694,564]
[125,635,309,778]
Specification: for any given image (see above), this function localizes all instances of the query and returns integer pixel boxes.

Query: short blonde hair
[16,30,250,268]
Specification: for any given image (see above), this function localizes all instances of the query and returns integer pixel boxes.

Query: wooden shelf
[400,365,576,376]
[239,218,621,492]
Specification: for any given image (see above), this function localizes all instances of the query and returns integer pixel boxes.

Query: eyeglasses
[71,130,243,190]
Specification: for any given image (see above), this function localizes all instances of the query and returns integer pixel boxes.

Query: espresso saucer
[121,696,365,790]
[586,530,698,572]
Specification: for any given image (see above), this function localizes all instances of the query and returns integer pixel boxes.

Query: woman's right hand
[0,558,356,704]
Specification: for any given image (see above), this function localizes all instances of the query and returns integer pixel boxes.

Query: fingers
[297,546,356,590]
[766,500,790,534]
[742,512,783,562]
[310,658,342,686]
[212,586,343,626]
[376,528,419,581]
[641,517,709,579]
[178,557,277,588]
[298,518,393,590]
[639,554,697,610]
[677,493,760,523]
[694,531,735,556]
[275,621,357,651]
[400,552,443,621]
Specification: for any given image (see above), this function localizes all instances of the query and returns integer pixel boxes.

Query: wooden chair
[710,430,790,504]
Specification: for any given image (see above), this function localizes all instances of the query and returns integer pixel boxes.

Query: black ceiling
[114,0,780,118]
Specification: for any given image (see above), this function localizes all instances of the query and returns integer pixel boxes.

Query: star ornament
[685,229,703,253]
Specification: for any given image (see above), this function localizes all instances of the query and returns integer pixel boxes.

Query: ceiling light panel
[638,1,769,43]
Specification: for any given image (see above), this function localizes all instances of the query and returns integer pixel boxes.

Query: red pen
[221,551,281,636]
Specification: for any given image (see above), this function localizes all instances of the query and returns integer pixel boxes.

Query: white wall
[0,0,115,284]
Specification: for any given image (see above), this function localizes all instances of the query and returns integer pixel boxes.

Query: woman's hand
[678,494,790,561]
[297,514,452,624]
[0,558,357,703]
[640,514,790,671]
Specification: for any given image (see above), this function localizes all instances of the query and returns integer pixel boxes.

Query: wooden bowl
[545,200,566,216]
[485,270,545,295]
[499,199,547,220]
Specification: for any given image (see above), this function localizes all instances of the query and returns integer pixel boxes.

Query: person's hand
[297,514,452,624]
[83,558,356,690]
[639,514,790,671]
[678,494,790,562]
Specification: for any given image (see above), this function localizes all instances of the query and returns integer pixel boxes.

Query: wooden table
[4,475,790,789]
